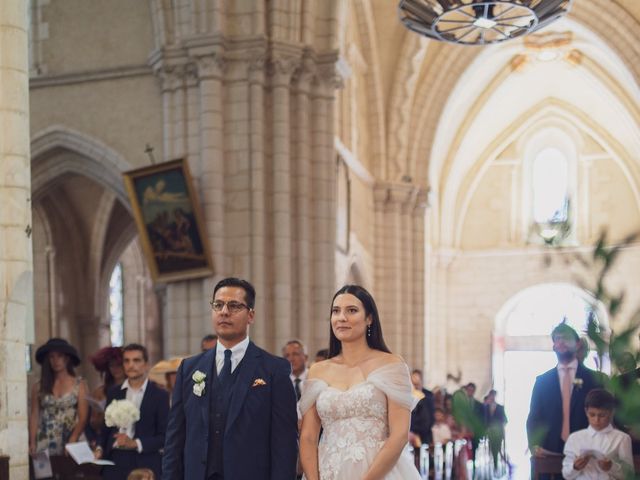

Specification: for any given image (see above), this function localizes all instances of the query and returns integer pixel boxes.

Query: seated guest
[562,389,634,479]
[86,346,124,447]
[314,348,329,363]
[200,334,217,352]
[29,338,89,456]
[96,344,169,480]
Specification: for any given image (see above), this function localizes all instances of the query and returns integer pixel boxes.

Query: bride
[299,285,421,480]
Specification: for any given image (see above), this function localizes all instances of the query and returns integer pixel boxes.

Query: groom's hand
[113,433,137,449]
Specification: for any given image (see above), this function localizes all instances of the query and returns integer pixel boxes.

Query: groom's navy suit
[526,362,602,453]
[162,341,298,479]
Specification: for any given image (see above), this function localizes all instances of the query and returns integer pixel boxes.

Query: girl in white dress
[300,285,421,480]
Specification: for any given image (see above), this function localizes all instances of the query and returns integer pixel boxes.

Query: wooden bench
[532,454,564,480]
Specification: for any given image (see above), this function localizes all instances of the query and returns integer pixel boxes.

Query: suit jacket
[101,380,170,478]
[526,362,602,453]
[162,341,298,480]
[410,388,435,444]
[484,403,507,428]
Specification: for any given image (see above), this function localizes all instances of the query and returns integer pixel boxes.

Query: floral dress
[36,377,81,455]
[300,363,421,480]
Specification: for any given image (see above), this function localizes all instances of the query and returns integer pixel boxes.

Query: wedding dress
[300,362,421,480]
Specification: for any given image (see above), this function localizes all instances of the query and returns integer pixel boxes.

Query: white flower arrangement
[192,370,207,397]
[104,399,140,430]
[573,378,584,389]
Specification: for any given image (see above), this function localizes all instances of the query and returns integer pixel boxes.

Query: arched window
[109,263,124,346]
[532,147,569,224]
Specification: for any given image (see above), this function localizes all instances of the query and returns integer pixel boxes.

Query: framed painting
[123,158,213,283]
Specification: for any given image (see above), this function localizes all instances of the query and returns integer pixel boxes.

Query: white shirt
[562,424,634,480]
[432,422,453,445]
[289,368,308,397]
[216,336,250,375]
[120,378,148,452]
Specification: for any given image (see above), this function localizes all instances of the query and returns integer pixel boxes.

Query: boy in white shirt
[562,389,634,479]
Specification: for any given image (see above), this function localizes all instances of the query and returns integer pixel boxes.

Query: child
[562,388,634,479]
[432,407,453,445]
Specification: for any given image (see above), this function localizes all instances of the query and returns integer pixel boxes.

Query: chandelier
[398,0,574,46]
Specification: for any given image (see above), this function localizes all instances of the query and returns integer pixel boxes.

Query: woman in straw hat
[28,338,89,456]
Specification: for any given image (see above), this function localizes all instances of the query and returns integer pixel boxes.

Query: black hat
[35,338,81,366]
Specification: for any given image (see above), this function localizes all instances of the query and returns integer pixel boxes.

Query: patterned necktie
[219,349,232,385]
[294,377,302,400]
[560,366,573,441]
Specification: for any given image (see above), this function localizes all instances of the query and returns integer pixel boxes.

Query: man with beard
[527,323,603,460]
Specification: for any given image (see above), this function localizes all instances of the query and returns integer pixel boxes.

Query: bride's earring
[367,324,372,337]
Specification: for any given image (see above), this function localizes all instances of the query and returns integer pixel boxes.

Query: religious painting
[123,159,213,283]
[336,155,351,253]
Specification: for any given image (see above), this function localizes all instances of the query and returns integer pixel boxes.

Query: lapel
[570,363,587,411]
[225,341,261,433]
[137,380,153,428]
[549,367,562,406]
[197,348,217,425]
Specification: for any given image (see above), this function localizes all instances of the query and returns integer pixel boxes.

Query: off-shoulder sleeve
[367,362,417,411]
[299,378,328,416]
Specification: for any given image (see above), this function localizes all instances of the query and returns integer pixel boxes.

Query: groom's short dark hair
[213,277,256,309]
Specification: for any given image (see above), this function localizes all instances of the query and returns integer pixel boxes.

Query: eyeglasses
[209,300,251,313]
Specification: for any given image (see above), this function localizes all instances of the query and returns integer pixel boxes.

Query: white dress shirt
[215,336,250,375]
[562,424,634,480]
[120,377,148,452]
[289,368,308,397]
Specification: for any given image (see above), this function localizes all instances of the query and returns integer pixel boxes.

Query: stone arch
[447,100,640,247]
[407,0,640,190]
[30,125,131,208]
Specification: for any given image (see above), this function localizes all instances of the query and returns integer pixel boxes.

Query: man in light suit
[527,323,603,457]
[162,277,298,480]
[98,343,169,480]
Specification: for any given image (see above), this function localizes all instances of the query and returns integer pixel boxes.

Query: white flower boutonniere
[192,370,207,397]
[573,378,584,389]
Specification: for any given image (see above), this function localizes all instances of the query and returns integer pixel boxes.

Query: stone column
[0,1,32,478]
[373,182,427,368]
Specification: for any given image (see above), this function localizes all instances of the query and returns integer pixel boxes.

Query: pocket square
[252,378,267,387]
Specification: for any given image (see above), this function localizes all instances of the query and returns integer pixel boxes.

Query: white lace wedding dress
[300,362,421,480]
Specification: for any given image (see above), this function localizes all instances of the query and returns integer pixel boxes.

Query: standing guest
[86,346,125,446]
[483,390,507,467]
[562,389,634,479]
[432,408,453,445]
[299,284,421,480]
[200,334,218,352]
[612,352,640,454]
[163,277,298,480]
[97,344,169,480]
[409,369,435,446]
[29,338,89,456]
[283,339,308,401]
[527,323,603,458]
[314,348,330,363]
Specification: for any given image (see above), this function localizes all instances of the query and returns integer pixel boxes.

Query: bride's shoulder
[307,359,334,381]
[372,351,406,367]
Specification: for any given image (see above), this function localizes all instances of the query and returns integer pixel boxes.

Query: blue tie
[219,349,232,384]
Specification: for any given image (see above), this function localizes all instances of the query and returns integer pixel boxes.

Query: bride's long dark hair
[328,285,391,358]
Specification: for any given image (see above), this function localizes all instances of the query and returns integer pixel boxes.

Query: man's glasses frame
[209,300,252,313]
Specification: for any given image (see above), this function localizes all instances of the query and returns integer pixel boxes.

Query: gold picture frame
[123,159,214,283]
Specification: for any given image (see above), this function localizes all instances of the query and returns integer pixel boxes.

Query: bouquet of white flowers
[104,399,140,430]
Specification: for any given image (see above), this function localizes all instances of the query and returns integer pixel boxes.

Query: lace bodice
[300,362,420,480]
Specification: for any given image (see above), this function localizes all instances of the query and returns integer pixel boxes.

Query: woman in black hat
[28,338,89,456]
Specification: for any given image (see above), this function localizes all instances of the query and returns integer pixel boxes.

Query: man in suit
[162,277,298,480]
[527,323,602,458]
[282,339,308,402]
[409,369,435,446]
[483,389,507,467]
[97,343,170,480]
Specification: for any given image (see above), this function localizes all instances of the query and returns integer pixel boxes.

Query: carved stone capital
[269,55,300,86]
[195,53,226,80]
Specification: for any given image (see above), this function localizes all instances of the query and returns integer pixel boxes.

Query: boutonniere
[192,370,207,397]
[573,378,584,389]
[252,378,267,387]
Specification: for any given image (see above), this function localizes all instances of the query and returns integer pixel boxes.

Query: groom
[162,277,298,479]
